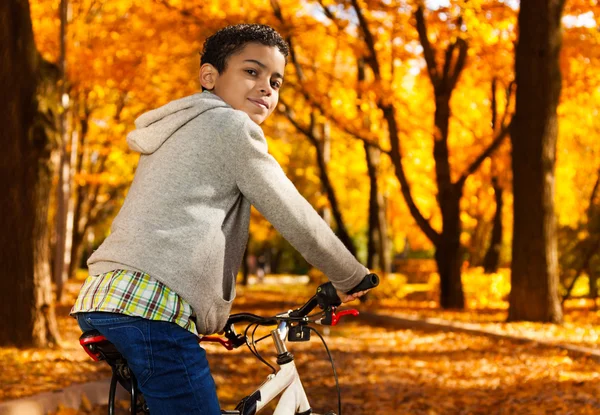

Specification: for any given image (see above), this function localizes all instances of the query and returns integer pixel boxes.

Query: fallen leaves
[0,305,111,402]
[3,280,600,414]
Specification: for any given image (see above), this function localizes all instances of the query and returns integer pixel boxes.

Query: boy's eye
[246,69,258,76]
[271,80,281,89]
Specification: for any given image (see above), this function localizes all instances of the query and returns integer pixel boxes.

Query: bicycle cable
[309,327,342,415]
[245,323,277,374]
[240,313,342,414]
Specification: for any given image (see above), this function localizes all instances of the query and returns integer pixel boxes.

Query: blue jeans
[76,312,221,414]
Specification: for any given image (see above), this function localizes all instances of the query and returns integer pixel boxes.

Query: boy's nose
[259,86,272,96]
[259,80,273,95]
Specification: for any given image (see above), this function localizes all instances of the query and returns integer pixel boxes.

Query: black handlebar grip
[346,273,380,295]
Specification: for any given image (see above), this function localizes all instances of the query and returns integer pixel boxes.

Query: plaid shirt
[71,269,198,336]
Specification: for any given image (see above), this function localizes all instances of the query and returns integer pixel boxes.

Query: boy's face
[200,43,286,125]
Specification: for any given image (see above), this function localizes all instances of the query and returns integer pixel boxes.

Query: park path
[3,283,600,414]
[209,290,600,415]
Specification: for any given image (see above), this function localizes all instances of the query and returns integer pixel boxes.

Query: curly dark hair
[200,24,289,74]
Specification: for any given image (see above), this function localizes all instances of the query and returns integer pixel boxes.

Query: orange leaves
[26,0,600,262]
[5,282,600,414]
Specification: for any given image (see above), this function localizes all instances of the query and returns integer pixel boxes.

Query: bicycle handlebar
[227,313,277,326]
[226,273,379,326]
[208,273,379,349]
[347,273,380,294]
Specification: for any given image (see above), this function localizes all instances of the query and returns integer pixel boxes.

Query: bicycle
[79,274,379,415]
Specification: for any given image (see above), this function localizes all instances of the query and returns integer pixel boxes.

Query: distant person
[256,253,266,283]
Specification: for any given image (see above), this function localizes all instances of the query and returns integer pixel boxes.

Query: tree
[484,79,512,274]
[508,0,566,323]
[271,0,358,256]
[483,176,503,273]
[359,56,390,273]
[561,167,600,303]
[346,1,512,308]
[0,0,61,347]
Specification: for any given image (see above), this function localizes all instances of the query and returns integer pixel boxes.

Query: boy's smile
[200,43,286,125]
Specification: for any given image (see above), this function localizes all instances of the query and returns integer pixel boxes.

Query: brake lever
[316,308,359,326]
[201,321,247,350]
[199,336,235,350]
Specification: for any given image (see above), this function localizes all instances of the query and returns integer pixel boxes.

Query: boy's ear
[200,64,218,90]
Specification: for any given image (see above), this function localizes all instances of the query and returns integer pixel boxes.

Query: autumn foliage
[2,0,600,411]
[25,0,600,295]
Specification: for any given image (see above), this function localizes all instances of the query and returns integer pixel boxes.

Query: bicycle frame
[232,321,312,415]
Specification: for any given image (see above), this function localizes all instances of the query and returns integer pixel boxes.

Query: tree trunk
[468,207,489,268]
[589,266,598,301]
[365,143,390,271]
[318,120,333,227]
[436,191,465,309]
[68,107,88,279]
[32,111,62,347]
[378,192,391,273]
[431,89,466,309]
[508,0,565,323]
[310,115,356,256]
[365,142,378,270]
[359,57,390,273]
[483,177,503,273]
[53,0,70,302]
[0,0,61,347]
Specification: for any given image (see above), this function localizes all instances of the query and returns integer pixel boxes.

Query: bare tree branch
[448,38,468,91]
[350,0,382,78]
[441,40,455,87]
[491,77,498,129]
[155,0,202,25]
[382,105,441,245]
[455,121,512,189]
[316,0,348,33]
[279,96,390,154]
[562,236,600,303]
[279,100,358,255]
[499,80,515,128]
[415,5,439,85]
[588,166,600,219]
[346,0,439,244]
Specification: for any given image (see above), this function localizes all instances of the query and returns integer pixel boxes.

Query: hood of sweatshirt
[126,92,229,154]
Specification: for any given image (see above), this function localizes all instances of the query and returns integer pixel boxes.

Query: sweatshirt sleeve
[225,114,368,292]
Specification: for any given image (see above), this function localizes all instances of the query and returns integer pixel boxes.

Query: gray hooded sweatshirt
[87,91,368,334]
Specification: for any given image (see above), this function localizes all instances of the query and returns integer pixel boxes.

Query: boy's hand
[336,289,369,303]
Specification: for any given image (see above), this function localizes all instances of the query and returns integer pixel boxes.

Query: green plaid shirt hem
[70,269,198,336]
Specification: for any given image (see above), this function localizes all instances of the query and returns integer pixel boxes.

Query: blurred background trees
[2,0,600,345]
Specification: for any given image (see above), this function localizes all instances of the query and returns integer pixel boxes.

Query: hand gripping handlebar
[347,273,380,294]
[202,273,380,348]
[289,273,379,318]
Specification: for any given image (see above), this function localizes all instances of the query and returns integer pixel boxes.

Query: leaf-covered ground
[0,282,112,403]
[3,279,600,414]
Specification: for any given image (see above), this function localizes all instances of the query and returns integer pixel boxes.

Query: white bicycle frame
[234,321,322,415]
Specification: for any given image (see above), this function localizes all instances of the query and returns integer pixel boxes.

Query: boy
[72,24,369,414]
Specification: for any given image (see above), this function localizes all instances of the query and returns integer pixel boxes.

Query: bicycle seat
[79,330,123,363]
[80,330,149,413]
